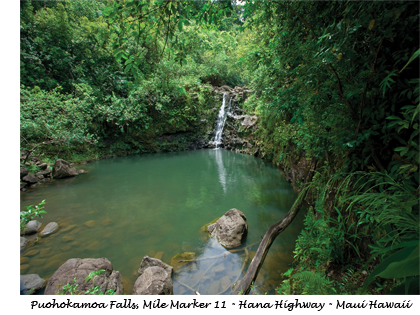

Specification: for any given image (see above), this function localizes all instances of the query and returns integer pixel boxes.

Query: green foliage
[294,209,345,267]
[20,200,46,233]
[277,269,336,295]
[58,269,116,295]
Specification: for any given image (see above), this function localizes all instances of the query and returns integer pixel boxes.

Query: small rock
[38,248,51,257]
[132,266,173,295]
[31,258,47,266]
[154,252,164,260]
[138,256,173,276]
[21,274,46,294]
[20,168,28,178]
[40,222,59,236]
[25,249,40,256]
[21,220,42,235]
[60,225,76,233]
[62,234,75,242]
[84,220,96,228]
[22,174,39,184]
[20,264,30,273]
[52,159,79,179]
[213,263,225,275]
[21,256,29,264]
[220,276,231,289]
[36,169,52,177]
[39,163,48,170]
[101,218,112,226]
[20,237,28,251]
[170,252,196,273]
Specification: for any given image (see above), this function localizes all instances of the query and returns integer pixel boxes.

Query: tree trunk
[234,158,316,295]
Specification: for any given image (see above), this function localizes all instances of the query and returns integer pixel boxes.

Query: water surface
[20,149,305,295]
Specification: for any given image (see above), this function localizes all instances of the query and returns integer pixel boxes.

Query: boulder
[137,256,173,277]
[22,174,39,184]
[20,274,46,294]
[39,163,48,170]
[40,222,59,236]
[20,168,28,179]
[44,258,123,295]
[36,169,52,177]
[21,220,42,235]
[52,159,79,179]
[132,266,173,295]
[207,208,248,248]
[20,237,28,251]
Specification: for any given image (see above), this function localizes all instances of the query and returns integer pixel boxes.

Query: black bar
[31,298,413,312]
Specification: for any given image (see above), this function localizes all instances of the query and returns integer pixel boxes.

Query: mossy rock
[200,217,219,233]
[170,252,196,273]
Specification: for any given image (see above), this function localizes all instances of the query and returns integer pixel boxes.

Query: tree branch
[234,158,317,295]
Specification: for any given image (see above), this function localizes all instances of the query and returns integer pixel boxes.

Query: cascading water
[212,93,233,148]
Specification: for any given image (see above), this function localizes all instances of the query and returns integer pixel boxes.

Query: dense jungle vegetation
[20,0,419,295]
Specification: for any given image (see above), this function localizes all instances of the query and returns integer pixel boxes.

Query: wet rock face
[52,159,79,179]
[44,258,123,295]
[208,208,248,248]
[132,266,173,295]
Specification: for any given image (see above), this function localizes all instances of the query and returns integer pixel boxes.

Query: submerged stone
[40,222,59,236]
[170,252,196,273]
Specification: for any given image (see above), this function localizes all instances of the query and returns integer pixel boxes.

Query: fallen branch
[178,242,259,263]
[217,248,249,295]
[192,257,219,288]
[234,158,317,295]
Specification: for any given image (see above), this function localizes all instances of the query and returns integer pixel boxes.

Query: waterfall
[212,93,233,148]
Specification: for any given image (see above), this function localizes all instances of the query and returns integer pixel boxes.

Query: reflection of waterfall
[215,148,227,194]
[212,93,233,148]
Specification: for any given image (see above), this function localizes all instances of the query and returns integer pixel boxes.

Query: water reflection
[212,148,228,194]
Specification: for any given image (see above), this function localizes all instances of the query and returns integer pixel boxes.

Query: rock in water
[20,274,46,294]
[22,174,39,184]
[21,220,42,235]
[138,256,173,276]
[44,258,123,295]
[133,266,173,295]
[52,159,79,179]
[207,208,248,248]
[20,168,28,178]
[170,252,196,273]
[40,222,59,236]
[20,237,28,251]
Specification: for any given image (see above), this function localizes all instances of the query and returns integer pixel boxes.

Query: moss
[199,217,219,233]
